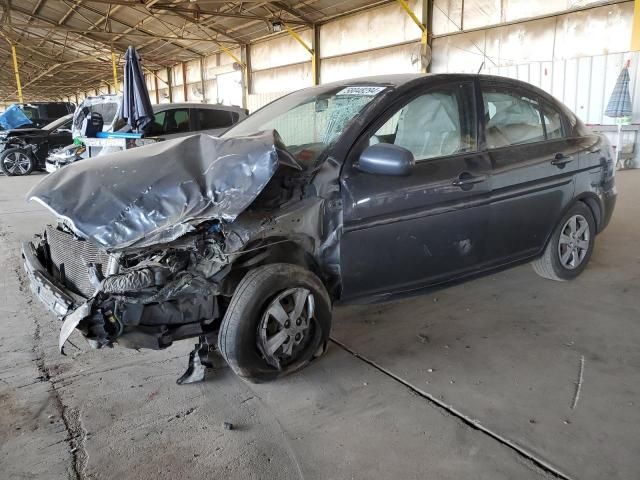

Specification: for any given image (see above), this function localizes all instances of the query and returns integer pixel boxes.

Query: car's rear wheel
[218,263,331,383]
[1,148,34,176]
[532,202,596,281]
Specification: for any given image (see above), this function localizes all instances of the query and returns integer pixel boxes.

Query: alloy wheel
[557,214,590,270]
[2,151,31,175]
[258,288,315,370]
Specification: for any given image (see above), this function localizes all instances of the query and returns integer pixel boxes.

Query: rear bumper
[21,241,77,317]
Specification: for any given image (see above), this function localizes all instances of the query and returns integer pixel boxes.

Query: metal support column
[213,42,247,107]
[111,51,119,93]
[396,0,430,73]
[167,67,173,103]
[200,57,206,103]
[312,24,320,85]
[283,23,317,85]
[632,0,640,51]
[241,44,250,110]
[11,44,24,103]
[182,61,188,101]
[154,74,160,104]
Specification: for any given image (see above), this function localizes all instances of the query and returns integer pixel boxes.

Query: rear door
[147,108,191,139]
[340,80,494,300]
[481,81,581,263]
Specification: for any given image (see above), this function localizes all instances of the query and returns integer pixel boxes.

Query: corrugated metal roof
[0,0,388,101]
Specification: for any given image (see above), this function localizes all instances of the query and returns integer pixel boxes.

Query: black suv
[0,114,73,176]
[23,74,616,384]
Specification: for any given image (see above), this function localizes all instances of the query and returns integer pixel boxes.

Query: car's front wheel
[1,148,34,176]
[218,263,332,383]
[532,202,596,281]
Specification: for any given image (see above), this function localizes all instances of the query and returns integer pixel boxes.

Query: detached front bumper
[21,241,78,317]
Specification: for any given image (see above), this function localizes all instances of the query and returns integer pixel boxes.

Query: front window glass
[482,89,545,148]
[370,83,477,161]
[224,85,388,164]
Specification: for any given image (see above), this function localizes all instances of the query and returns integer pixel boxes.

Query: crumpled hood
[28,130,296,251]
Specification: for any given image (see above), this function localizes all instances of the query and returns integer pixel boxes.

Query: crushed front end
[23,219,229,353]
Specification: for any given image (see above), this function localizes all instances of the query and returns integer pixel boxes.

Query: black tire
[218,263,332,383]
[1,148,34,176]
[532,202,596,281]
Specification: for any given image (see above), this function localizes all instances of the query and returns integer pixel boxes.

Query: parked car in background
[0,114,73,176]
[45,102,248,171]
[16,102,75,128]
[23,74,616,385]
[145,102,248,139]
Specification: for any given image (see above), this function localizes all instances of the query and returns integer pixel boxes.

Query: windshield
[43,115,72,131]
[223,84,388,163]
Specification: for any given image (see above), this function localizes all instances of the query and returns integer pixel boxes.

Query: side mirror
[357,143,414,176]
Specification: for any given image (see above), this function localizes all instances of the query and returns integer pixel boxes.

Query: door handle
[551,153,573,166]
[452,172,487,188]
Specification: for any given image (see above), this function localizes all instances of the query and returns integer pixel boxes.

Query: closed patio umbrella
[605,61,633,166]
[119,46,154,133]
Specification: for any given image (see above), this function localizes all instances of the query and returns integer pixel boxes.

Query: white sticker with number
[336,86,387,96]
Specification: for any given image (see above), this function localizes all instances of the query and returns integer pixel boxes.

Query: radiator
[45,226,112,298]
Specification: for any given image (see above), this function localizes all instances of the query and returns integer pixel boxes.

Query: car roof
[300,73,550,92]
[152,103,245,113]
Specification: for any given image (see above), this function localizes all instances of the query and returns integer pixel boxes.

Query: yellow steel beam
[0,31,25,103]
[11,44,24,103]
[143,66,169,88]
[632,0,640,51]
[216,41,244,68]
[396,0,429,72]
[283,23,318,85]
[111,50,119,93]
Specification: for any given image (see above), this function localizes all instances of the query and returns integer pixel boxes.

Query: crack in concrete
[11,239,90,480]
[330,337,574,480]
[33,318,89,480]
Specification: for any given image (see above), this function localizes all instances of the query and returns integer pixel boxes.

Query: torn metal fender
[28,130,297,251]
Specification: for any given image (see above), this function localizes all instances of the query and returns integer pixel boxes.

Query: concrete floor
[1,170,638,480]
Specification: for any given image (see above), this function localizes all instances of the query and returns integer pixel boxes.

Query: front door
[340,81,493,301]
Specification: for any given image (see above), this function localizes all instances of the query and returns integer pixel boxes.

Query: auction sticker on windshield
[336,86,387,96]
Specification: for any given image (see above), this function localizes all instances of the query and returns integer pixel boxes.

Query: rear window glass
[482,89,545,148]
[197,109,234,129]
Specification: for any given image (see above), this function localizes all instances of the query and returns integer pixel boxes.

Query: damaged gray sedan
[22,74,616,383]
